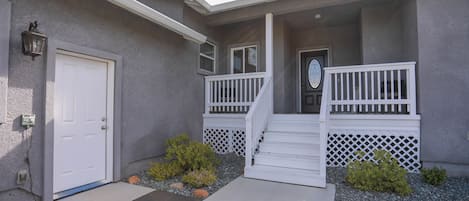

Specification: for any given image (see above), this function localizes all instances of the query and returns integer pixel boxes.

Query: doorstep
[58,182,153,201]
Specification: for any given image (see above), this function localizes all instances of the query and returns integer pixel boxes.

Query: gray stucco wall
[416,0,469,176]
[214,19,266,74]
[0,0,209,200]
[361,3,404,64]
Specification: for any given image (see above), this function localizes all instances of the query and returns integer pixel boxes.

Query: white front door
[53,52,113,194]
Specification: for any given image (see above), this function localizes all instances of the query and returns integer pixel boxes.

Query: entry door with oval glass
[301,50,328,113]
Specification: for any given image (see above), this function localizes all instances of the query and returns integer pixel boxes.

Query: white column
[265,13,273,77]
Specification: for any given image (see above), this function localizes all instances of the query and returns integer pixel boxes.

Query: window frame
[198,41,216,75]
[230,45,258,74]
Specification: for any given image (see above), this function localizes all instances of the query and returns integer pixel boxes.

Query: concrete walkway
[205,177,336,201]
[59,182,154,201]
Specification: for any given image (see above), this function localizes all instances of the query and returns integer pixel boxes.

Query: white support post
[408,65,417,116]
[205,79,210,114]
[265,13,274,77]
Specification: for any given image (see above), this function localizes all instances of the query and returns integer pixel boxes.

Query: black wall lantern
[22,21,47,60]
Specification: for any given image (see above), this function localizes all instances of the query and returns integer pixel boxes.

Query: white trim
[54,50,115,193]
[297,47,331,113]
[199,41,217,75]
[190,0,276,14]
[107,0,207,44]
[265,13,273,77]
[230,45,258,74]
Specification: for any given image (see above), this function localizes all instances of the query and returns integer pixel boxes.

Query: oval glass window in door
[308,59,322,89]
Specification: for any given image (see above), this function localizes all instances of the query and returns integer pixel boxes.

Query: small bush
[165,134,219,171]
[148,162,183,181]
[182,169,217,188]
[421,167,447,186]
[346,150,412,196]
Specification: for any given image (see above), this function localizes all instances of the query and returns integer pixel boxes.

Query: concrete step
[255,152,320,170]
[244,165,326,187]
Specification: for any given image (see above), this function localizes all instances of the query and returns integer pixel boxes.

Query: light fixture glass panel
[245,47,257,73]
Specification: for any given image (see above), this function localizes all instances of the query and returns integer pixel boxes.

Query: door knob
[101,125,108,130]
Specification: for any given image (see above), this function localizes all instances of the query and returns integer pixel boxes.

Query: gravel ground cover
[129,154,244,198]
[328,167,469,201]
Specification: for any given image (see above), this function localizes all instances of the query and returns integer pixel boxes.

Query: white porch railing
[319,62,418,177]
[205,72,265,114]
[326,62,417,115]
[245,77,273,168]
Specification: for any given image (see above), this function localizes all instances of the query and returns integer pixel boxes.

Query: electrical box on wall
[21,114,36,128]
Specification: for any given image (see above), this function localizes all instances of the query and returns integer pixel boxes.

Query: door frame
[297,46,332,113]
[44,40,123,201]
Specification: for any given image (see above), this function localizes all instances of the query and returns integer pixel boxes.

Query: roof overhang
[185,0,276,15]
[108,0,207,44]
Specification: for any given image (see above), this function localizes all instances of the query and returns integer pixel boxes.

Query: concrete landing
[59,182,154,201]
[204,177,336,201]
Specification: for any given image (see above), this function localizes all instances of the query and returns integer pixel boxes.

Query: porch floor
[204,177,336,201]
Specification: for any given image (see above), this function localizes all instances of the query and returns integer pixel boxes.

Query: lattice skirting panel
[327,128,421,172]
[203,128,246,156]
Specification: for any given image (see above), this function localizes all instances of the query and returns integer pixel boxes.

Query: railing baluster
[345,73,350,112]
[365,71,368,113]
[352,72,356,113]
[334,73,339,112]
[358,72,362,113]
[371,71,375,113]
[391,70,395,113]
[398,70,402,113]
[384,70,388,113]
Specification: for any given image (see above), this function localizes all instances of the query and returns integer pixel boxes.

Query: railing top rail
[325,62,416,73]
[205,72,266,81]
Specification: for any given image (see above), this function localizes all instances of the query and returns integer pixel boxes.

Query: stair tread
[256,152,320,160]
[261,141,320,146]
[264,131,319,135]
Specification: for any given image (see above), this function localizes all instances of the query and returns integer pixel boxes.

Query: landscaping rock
[130,154,244,198]
[128,175,141,184]
[192,189,209,199]
[170,182,185,191]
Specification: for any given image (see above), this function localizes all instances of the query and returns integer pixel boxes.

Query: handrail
[205,72,265,81]
[245,77,273,169]
[325,62,416,72]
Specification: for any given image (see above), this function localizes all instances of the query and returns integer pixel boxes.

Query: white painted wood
[263,131,320,144]
[107,0,207,43]
[266,13,273,77]
[205,72,265,113]
[255,152,320,170]
[54,52,114,193]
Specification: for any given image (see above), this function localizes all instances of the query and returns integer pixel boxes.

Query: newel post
[205,78,210,114]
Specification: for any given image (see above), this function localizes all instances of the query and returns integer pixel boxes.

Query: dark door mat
[134,191,202,201]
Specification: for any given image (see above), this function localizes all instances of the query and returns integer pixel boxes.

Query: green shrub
[146,134,219,182]
[148,162,183,181]
[421,167,447,186]
[182,169,217,188]
[165,134,219,171]
[346,150,412,196]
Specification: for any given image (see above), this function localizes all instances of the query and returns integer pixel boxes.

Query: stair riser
[255,157,320,170]
[260,145,319,156]
[263,135,319,144]
[267,125,319,132]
